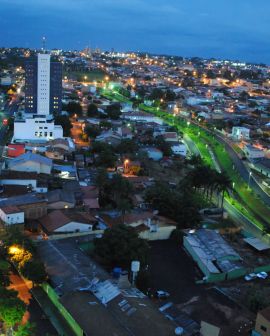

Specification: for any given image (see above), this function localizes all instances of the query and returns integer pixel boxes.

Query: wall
[0,178,37,188]
[139,226,176,240]
[0,209,24,225]
[54,222,93,233]
[42,283,84,336]
[255,313,270,336]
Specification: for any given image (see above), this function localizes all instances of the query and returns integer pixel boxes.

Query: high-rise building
[13,53,63,142]
[25,54,62,115]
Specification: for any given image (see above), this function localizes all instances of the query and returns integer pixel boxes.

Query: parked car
[244,273,257,281]
[256,272,268,279]
[155,290,170,299]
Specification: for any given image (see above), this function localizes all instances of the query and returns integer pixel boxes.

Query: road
[189,119,270,208]
[70,120,89,148]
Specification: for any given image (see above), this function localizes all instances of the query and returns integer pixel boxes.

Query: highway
[188,118,270,208]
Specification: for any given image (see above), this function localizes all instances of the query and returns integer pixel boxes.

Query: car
[155,290,170,299]
[244,273,257,281]
[256,272,268,279]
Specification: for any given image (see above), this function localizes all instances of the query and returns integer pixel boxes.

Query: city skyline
[1,0,270,63]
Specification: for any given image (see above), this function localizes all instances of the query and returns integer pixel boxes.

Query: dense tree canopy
[94,225,149,269]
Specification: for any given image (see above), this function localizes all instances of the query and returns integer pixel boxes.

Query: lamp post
[248,172,252,190]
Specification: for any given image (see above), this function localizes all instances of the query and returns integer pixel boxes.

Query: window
[50,132,53,137]
[261,326,267,332]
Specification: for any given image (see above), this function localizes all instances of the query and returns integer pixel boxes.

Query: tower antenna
[42,36,46,53]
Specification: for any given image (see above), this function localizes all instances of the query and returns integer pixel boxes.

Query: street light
[248,172,252,190]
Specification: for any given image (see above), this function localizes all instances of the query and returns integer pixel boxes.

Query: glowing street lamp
[248,172,252,190]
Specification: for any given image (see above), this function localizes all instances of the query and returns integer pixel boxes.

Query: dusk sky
[1,0,270,63]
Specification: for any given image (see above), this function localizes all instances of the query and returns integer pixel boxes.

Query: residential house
[0,206,24,225]
[244,145,265,161]
[40,210,97,234]
[0,170,48,193]
[46,189,76,209]
[142,147,163,161]
[231,127,250,140]
[8,152,53,174]
[7,144,25,158]
[95,130,122,147]
[171,142,187,157]
[0,194,47,219]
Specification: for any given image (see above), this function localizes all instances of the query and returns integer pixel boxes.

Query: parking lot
[148,240,254,335]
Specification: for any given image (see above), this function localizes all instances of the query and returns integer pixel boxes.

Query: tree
[149,88,164,100]
[64,102,82,116]
[239,91,250,103]
[164,89,176,101]
[96,149,117,168]
[54,115,72,136]
[106,104,121,119]
[154,136,172,156]
[87,103,98,117]
[85,125,101,139]
[94,225,149,269]
[215,172,232,208]
[14,322,36,336]
[116,139,138,155]
[0,288,26,328]
[21,260,47,285]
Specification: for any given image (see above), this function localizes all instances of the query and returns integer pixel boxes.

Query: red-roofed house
[8,144,25,158]
[0,206,24,225]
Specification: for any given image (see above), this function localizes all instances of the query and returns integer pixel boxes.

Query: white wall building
[244,145,265,160]
[231,127,250,140]
[0,206,24,225]
[14,115,63,142]
[37,54,51,115]
[171,143,187,157]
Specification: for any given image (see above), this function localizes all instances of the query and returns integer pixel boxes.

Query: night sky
[1,0,270,63]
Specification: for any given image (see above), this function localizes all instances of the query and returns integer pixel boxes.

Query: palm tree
[215,172,232,209]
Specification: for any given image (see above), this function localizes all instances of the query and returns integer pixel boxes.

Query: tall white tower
[37,53,51,115]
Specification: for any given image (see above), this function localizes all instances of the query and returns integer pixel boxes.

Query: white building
[0,206,24,225]
[171,143,187,157]
[14,115,63,142]
[13,53,63,143]
[244,145,265,160]
[231,127,250,140]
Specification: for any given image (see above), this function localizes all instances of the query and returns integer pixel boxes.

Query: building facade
[25,54,62,115]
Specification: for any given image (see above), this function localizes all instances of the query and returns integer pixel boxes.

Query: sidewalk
[32,287,75,336]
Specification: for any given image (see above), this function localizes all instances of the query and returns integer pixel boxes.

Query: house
[171,142,187,157]
[0,170,48,193]
[100,212,176,240]
[0,206,24,225]
[81,186,100,210]
[46,189,76,209]
[142,147,163,161]
[7,144,25,158]
[253,306,270,336]
[184,229,246,282]
[8,152,53,174]
[40,210,97,234]
[47,138,74,152]
[244,145,265,161]
[122,112,163,124]
[231,126,250,140]
[251,159,270,178]
[162,132,178,142]
[0,194,47,219]
[95,130,122,146]
[116,127,133,139]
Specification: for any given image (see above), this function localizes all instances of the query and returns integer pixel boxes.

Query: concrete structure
[251,159,270,178]
[184,229,245,282]
[0,206,24,225]
[231,126,250,140]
